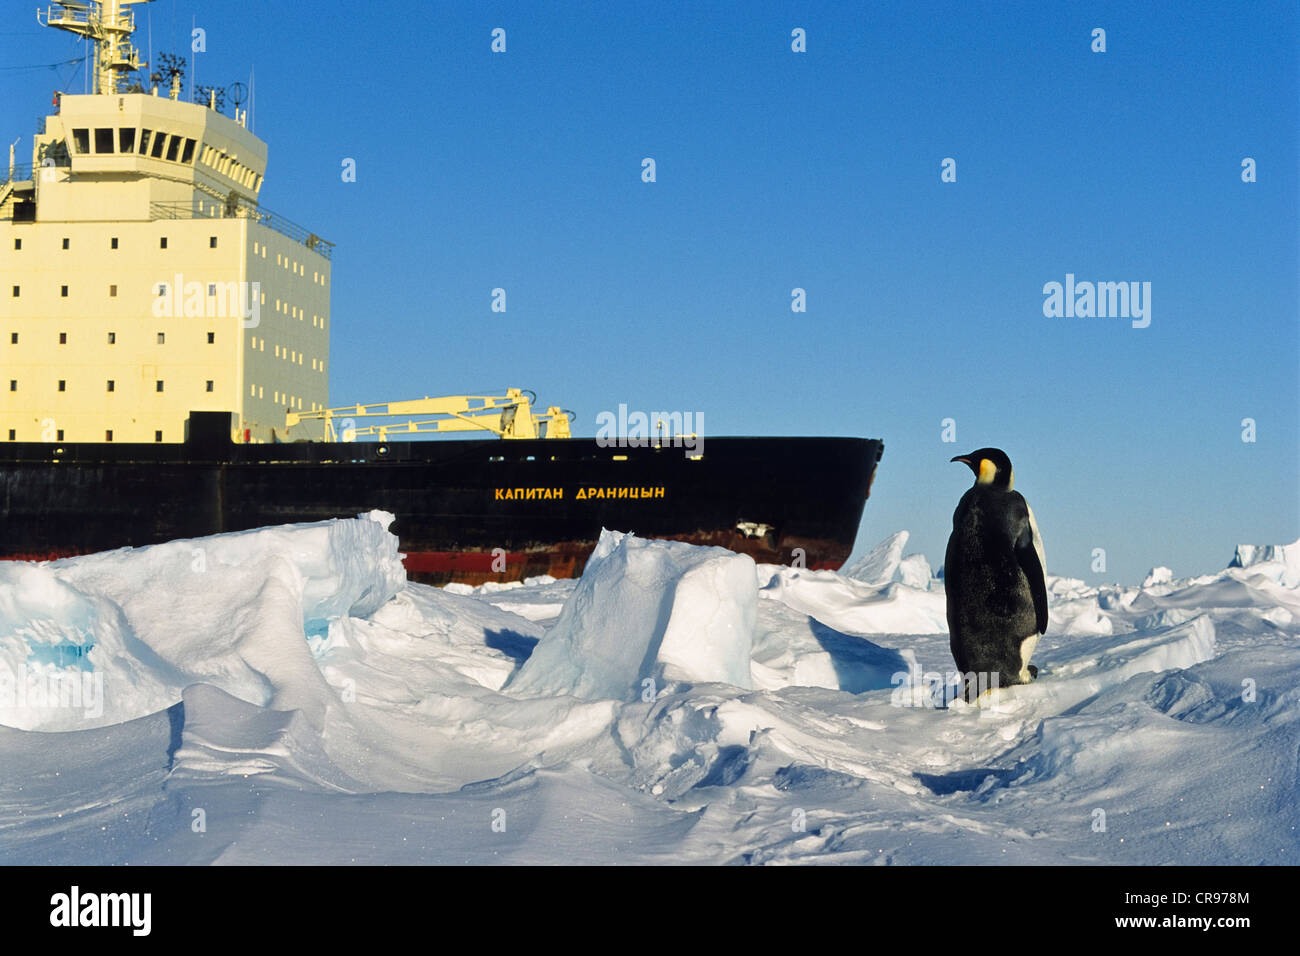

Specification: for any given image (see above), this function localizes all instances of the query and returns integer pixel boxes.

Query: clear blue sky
[4,1,1297,585]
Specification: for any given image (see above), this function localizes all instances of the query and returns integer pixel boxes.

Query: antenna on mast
[38,0,155,96]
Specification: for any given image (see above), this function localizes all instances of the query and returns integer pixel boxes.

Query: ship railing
[149,198,334,260]
[2,164,35,189]
[39,4,138,34]
[42,5,94,29]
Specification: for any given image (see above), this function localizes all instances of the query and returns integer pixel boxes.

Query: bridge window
[71,128,89,153]
[181,138,196,164]
[138,130,152,154]
[165,135,181,162]
[150,134,166,158]
[119,128,135,152]
[94,128,114,153]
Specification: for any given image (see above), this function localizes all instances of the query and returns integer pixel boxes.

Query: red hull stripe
[397,550,840,574]
[2,551,75,563]
[400,551,529,574]
[1,550,841,575]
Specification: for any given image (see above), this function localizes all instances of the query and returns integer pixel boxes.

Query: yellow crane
[285,388,573,441]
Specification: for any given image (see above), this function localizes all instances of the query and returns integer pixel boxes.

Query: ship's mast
[37,0,152,96]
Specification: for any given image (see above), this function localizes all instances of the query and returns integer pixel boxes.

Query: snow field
[1,516,1295,864]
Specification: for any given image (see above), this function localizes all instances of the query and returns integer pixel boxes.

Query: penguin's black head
[951,448,1014,489]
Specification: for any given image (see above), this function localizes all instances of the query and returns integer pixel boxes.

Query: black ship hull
[0,413,883,585]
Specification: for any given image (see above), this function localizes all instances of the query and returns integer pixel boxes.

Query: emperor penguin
[944,448,1048,700]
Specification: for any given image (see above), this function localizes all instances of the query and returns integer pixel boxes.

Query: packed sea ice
[0,513,1295,864]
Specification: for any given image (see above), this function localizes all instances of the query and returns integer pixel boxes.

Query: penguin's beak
[950,455,970,465]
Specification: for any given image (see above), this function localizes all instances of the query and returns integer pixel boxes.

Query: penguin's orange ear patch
[977,458,997,484]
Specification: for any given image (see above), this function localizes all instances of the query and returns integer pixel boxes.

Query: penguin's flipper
[1016,521,1049,635]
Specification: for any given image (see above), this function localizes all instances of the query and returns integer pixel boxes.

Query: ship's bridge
[34,92,267,222]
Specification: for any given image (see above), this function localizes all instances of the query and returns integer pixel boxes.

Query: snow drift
[508,529,755,699]
[0,510,404,731]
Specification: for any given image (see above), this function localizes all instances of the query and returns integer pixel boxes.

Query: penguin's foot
[1027,664,1038,679]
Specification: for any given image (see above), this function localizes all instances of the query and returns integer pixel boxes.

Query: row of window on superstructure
[244,335,326,371]
[13,235,216,251]
[250,241,330,285]
[7,328,326,375]
[198,143,259,189]
[68,126,261,191]
[4,399,325,440]
[10,279,327,328]
[12,282,235,297]
[12,238,329,292]
[241,384,322,411]
[8,331,217,345]
[6,427,167,442]
[71,126,193,164]
[9,378,212,393]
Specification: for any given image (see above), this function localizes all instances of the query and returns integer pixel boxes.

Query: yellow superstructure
[1,0,330,443]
